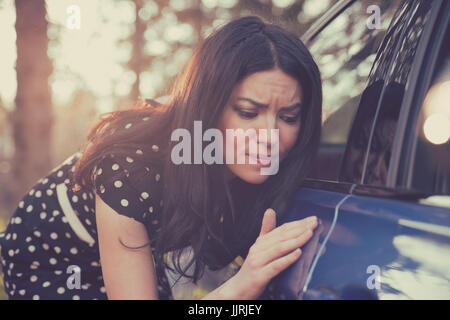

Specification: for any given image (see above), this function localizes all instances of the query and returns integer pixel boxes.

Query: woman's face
[218,68,303,184]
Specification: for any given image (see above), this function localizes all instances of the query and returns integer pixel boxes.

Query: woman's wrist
[202,274,247,300]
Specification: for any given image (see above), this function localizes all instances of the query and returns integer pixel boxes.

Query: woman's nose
[257,114,277,149]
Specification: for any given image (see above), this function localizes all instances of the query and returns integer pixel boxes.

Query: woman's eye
[280,114,300,124]
[239,111,258,119]
[233,106,258,119]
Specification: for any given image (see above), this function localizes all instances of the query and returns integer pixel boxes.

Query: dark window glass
[307,0,403,181]
[360,0,433,186]
[411,24,450,195]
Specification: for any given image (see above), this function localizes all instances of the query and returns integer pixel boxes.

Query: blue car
[274,0,450,300]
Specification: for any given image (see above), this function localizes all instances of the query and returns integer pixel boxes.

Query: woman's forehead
[231,71,303,107]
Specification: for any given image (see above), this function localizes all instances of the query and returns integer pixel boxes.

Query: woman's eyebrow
[236,97,303,111]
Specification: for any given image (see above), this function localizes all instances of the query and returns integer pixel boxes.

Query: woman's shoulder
[91,144,164,227]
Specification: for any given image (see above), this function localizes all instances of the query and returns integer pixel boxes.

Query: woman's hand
[211,208,318,300]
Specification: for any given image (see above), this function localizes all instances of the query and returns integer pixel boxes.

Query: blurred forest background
[0,0,333,299]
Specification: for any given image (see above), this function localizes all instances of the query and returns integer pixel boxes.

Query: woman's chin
[226,164,271,184]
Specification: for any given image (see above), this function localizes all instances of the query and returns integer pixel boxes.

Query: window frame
[388,0,450,191]
[300,0,408,194]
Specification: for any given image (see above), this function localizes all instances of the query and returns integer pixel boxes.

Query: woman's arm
[95,194,159,300]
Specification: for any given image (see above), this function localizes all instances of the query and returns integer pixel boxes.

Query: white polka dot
[19,290,26,296]
[50,233,58,240]
[42,178,49,184]
[30,261,39,270]
[57,170,63,177]
[35,190,42,198]
[72,195,78,203]
[90,261,100,267]
[65,232,72,239]
[64,179,70,184]
[114,180,123,188]
[46,189,53,196]
[84,205,90,212]
[82,193,88,200]
[149,206,154,213]
[50,183,56,189]
[32,295,40,300]
[42,281,51,288]
[14,248,19,254]
[99,185,105,194]
[125,123,132,129]
[54,246,61,254]
[143,116,150,121]
[85,218,92,226]
[18,201,24,208]
[54,270,63,275]
[141,192,149,199]
[26,205,33,213]
[155,174,160,181]
[97,168,102,175]
[15,217,22,224]
[49,217,55,223]
[49,258,57,265]
[62,216,68,223]
[25,236,32,242]
[28,245,36,253]
[57,287,65,294]
[121,199,129,207]
[30,275,38,282]
[53,210,60,216]
[152,144,159,152]
[12,233,17,240]
[70,247,78,255]
[42,243,50,250]
[136,149,143,155]
[33,230,41,237]
[6,233,11,240]
[73,295,80,300]
[41,203,47,209]
[40,212,47,220]
[29,189,35,196]
[100,286,106,293]
[126,156,134,163]
[112,164,119,171]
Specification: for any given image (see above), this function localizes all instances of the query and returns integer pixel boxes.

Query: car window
[359,0,434,186]
[307,0,403,181]
[411,25,450,195]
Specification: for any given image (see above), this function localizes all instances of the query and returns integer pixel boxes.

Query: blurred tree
[128,0,149,101]
[12,0,53,202]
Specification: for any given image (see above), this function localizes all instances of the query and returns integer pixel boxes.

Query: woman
[0,15,322,300]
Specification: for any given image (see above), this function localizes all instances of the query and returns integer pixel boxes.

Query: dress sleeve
[92,150,163,226]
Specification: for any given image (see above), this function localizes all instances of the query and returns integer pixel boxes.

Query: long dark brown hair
[73,15,322,285]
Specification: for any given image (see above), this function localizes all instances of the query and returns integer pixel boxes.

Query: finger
[259,216,318,245]
[258,229,314,265]
[258,208,276,237]
[262,248,302,279]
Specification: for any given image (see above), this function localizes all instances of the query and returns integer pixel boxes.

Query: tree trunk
[12,0,53,202]
[129,0,146,101]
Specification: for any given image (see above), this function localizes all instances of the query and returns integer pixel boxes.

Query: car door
[273,0,450,299]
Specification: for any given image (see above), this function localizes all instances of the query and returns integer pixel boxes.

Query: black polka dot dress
[0,144,173,300]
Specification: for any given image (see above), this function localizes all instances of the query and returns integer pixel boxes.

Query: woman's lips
[246,153,272,167]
